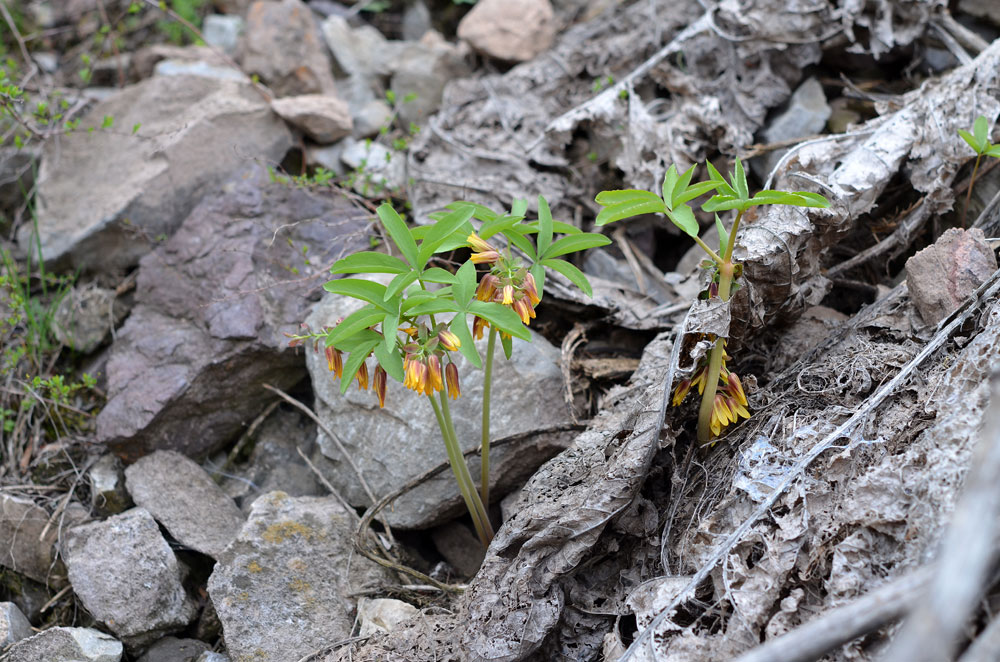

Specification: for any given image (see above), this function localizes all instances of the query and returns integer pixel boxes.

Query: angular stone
[95,165,369,461]
[243,0,337,97]
[135,636,211,662]
[357,598,419,637]
[754,77,831,179]
[0,601,33,647]
[202,14,245,56]
[207,493,394,662]
[130,45,233,80]
[906,227,998,326]
[125,451,245,559]
[271,94,353,144]
[51,285,122,354]
[305,283,574,529]
[63,509,196,644]
[0,494,64,584]
[457,0,556,62]
[320,15,402,81]
[3,627,122,662]
[25,75,292,274]
[389,31,470,127]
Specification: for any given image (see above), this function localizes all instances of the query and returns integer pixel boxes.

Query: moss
[246,560,263,573]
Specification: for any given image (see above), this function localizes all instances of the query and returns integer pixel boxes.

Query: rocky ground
[2,0,1000,661]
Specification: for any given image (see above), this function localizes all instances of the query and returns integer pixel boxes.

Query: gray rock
[401,0,432,41]
[201,14,245,56]
[959,0,1000,27]
[95,165,369,461]
[89,454,132,516]
[243,0,337,97]
[430,521,485,578]
[906,227,998,326]
[356,598,418,637]
[351,99,393,138]
[63,509,196,644]
[305,283,574,529]
[321,15,401,81]
[125,451,245,559]
[135,636,211,662]
[130,45,233,80]
[270,94,353,144]
[2,627,122,662]
[754,77,831,179]
[305,142,347,175]
[0,494,64,585]
[457,0,556,62]
[390,31,470,127]
[51,285,122,353]
[153,59,249,82]
[207,493,394,662]
[25,75,292,274]
[195,653,230,662]
[0,601,33,647]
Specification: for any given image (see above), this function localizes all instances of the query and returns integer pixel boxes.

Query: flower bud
[445,363,460,399]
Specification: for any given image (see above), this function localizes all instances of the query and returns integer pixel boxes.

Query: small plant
[287,198,609,546]
[595,158,829,444]
[957,115,1000,227]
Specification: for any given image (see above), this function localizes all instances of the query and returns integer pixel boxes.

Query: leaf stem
[693,236,724,265]
[962,154,983,228]
[481,326,497,508]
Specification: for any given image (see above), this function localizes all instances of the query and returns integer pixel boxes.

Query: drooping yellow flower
[324,346,343,379]
[373,365,387,408]
[468,233,500,264]
[355,361,369,391]
[445,362,460,399]
[438,328,462,352]
[501,285,514,305]
[523,272,541,305]
[426,355,444,394]
[472,316,488,340]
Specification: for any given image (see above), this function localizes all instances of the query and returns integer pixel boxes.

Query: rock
[753,77,831,179]
[95,165,369,461]
[243,0,337,97]
[51,285,122,353]
[196,653,230,662]
[305,283,574,529]
[320,15,400,81]
[906,227,998,326]
[959,0,1000,27]
[0,601,33,647]
[135,636,211,662]
[0,494,64,584]
[202,14,245,56]
[357,598,419,637]
[270,94,353,143]
[390,31,470,126]
[457,0,556,62]
[207,493,394,662]
[351,99,393,138]
[125,450,245,559]
[430,521,485,578]
[401,0,432,41]
[130,45,233,80]
[25,75,292,274]
[89,454,132,516]
[2,627,122,662]
[340,138,406,196]
[63,509,196,645]
[305,142,347,175]
[153,59,249,82]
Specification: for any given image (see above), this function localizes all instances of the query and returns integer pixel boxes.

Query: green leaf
[406,298,461,316]
[326,305,384,348]
[480,213,522,239]
[324,278,396,312]
[959,129,982,154]
[595,196,667,225]
[595,189,660,205]
[536,195,554,257]
[985,144,1000,158]
[384,270,417,301]
[747,190,830,208]
[974,115,989,150]
[501,332,513,359]
[381,312,399,353]
[376,203,418,267]
[542,258,592,297]
[661,164,681,205]
[733,157,749,201]
[468,301,531,340]
[665,205,699,238]
[101,115,113,128]
[373,340,404,382]
[511,198,528,217]
[715,214,729,255]
[541,232,611,259]
[530,261,546,300]
[701,195,745,213]
[448,201,498,223]
[420,267,456,284]
[706,161,736,197]
[340,338,381,394]
[502,226,538,260]
[673,179,721,207]
[330,251,410,274]
[401,290,444,311]
[417,205,475,267]
[453,260,476,306]
[451,313,481,368]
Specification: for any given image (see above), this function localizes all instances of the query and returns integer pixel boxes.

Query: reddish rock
[270,94,353,143]
[905,227,998,325]
[457,0,556,62]
[243,0,337,97]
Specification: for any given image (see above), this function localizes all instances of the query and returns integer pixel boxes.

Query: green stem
[962,154,983,228]
[697,210,742,444]
[693,236,724,266]
[433,393,494,546]
[481,327,497,508]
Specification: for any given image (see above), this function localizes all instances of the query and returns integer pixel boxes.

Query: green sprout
[957,115,1000,227]
[289,198,610,546]
[596,158,829,444]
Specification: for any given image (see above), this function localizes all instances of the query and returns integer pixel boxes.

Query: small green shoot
[958,115,1000,227]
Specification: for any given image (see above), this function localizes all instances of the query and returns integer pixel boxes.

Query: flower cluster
[672,338,749,437]
[402,327,462,400]
[469,233,541,336]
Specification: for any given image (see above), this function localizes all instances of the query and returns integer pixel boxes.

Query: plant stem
[481,326,497,508]
[696,211,742,444]
[692,236,724,266]
[962,153,983,228]
[431,393,494,546]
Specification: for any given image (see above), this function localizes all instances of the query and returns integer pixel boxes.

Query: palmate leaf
[540,232,611,259]
[324,278,397,313]
[453,260,476,305]
[541,258,591,297]
[416,205,475,268]
[595,190,667,225]
[467,300,531,340]
[376,203,418,267]
[665,205,699,238]
[449,312,481,368]
[373,339,404,382]
[339,336,382,394]
[747,190,830,208]
[330,251,409,275]
[325,306,384,349]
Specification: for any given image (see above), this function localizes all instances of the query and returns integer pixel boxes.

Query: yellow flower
[373,365,387,408]
[468,233,500,264]
[473,316,488,340]
[324,346,343,379]
[523,272,541,305]
[445,362,460,399]
[355,361,369,391]
[672,379,691,407]
[426,355,444,394]
[438,328,462,351]
[512,297,536,325]
[403,355,426,392]
[476,274,499,302]
[501,285,514,305]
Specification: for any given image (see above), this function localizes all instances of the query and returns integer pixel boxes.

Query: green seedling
[288,198,609,546]
[958,115,1000,227]
[595,158,829,444]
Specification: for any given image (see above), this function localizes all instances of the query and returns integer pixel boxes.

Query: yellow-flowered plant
[595,158,829,444]
[289,197,609,546]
